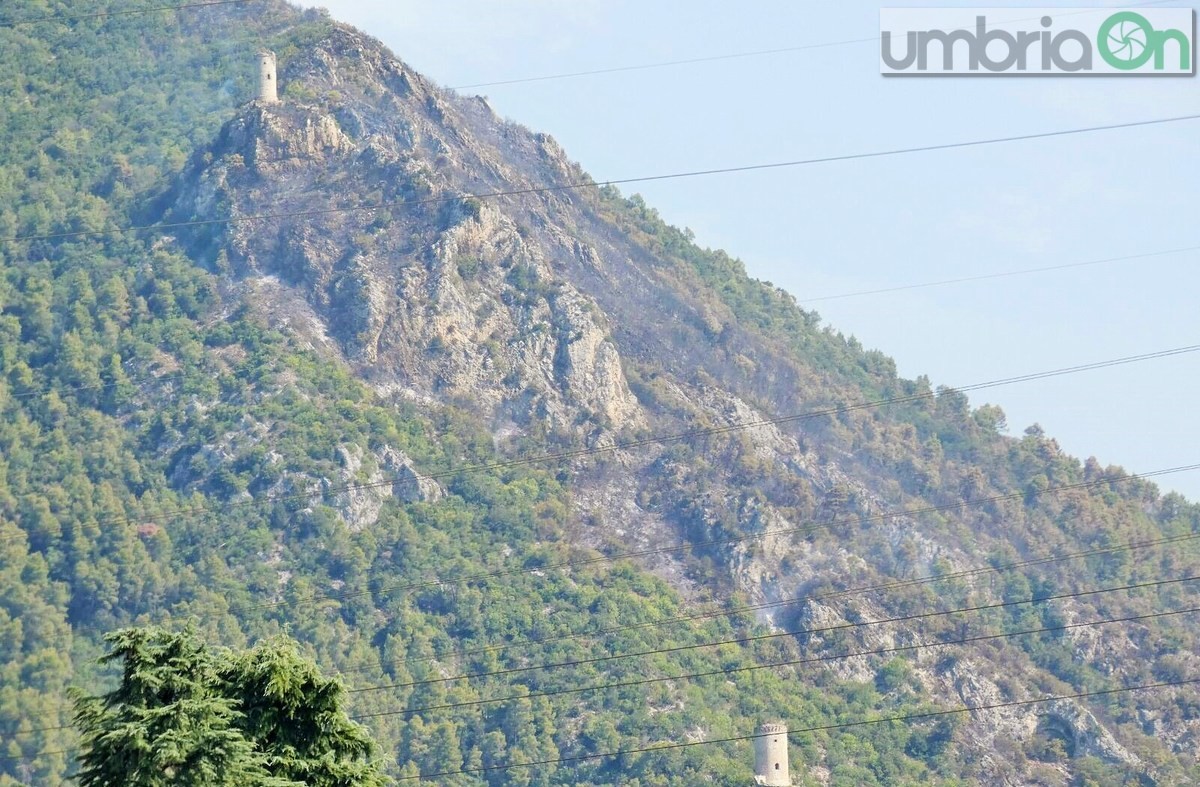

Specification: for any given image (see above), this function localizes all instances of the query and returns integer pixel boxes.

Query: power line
[1,437,1193,663]
[378,345,1200,491]
[1,369,185,401]
[16,593,1198,740]
[5,342,1193,551]
[5,114,1198,247]
[331,529,1200,679]
[2,355,1194,644]
[804,244,1200,303]
[5,240,1195,409]
[40,243,1200,401]
[358,605,1200,721]
[14,460,1190,625]
[449,39,879,90]
[1,718,76,740]
[0,349,1191,664]
[12,524,1199,718]
[349,577,1200,707]
[12,664,1198,767]
[228,463,1200,619]
[9,349,1194,733]
[347,574,1200,695]
[45,356,1200,540]
[394,676,1200,781]
[445,0,1183,90]
[0,745,73,764]
[13,521,1200,706]
[0,0,255,27]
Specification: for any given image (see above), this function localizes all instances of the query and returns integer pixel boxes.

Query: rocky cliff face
[159,21,1200,785]
[170,33,645,440]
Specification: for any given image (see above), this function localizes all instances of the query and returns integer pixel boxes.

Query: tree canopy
[71,627,383,787]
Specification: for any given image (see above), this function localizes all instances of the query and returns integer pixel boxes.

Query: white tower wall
[753,723,791,786]
[257,50,278,103]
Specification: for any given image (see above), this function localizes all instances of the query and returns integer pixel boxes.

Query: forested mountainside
[2,2,1199,785]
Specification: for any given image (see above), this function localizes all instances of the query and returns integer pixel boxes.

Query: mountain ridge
[1,2,1198,784]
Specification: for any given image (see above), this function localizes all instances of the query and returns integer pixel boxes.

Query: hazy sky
[294,0,1200,500]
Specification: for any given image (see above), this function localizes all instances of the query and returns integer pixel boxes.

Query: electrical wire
[11,603,1197,747]
[10,669,1198,767]
[1,369,185,401]
[4,114,1198,246]
[348,579,1200,709]
[393,676,1200,780]
[11,523,1200,739]
[449,39,881,90]
[330,528,1200,679]
[4,240,1196,410]
[12,463,1185,625]
[357,606,1200,720]
[4,342,1194,551]
[445,0,1183,90]
[10,511,1200,712]
[224,462,1200,619]
[346,574,1200,695]
[804,245,1200,303]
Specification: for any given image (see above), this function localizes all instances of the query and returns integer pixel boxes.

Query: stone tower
[257,50,278,103]
[753,722,792,786]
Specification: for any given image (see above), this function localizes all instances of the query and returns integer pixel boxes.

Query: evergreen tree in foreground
[71,627,384,787]
[218,637,386,787]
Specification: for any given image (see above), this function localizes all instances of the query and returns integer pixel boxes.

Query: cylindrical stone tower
[753,722,791,786]
[257,50,278,103]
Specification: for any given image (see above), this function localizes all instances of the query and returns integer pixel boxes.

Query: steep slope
[2,2,1199,785]
[165,17,1200,785]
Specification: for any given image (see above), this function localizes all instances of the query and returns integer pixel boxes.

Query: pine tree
[216,637,386,787]
[71,627,385,787]
[71,627,294,787]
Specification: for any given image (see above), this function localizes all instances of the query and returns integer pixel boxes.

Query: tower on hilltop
[257,50,278,103]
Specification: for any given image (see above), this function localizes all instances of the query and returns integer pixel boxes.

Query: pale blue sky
[295,1,1200,500]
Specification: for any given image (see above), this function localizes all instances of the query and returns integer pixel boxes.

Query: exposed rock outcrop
[331,443,443,532]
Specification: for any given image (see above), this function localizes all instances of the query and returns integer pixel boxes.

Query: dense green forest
[1,2,1199,785]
